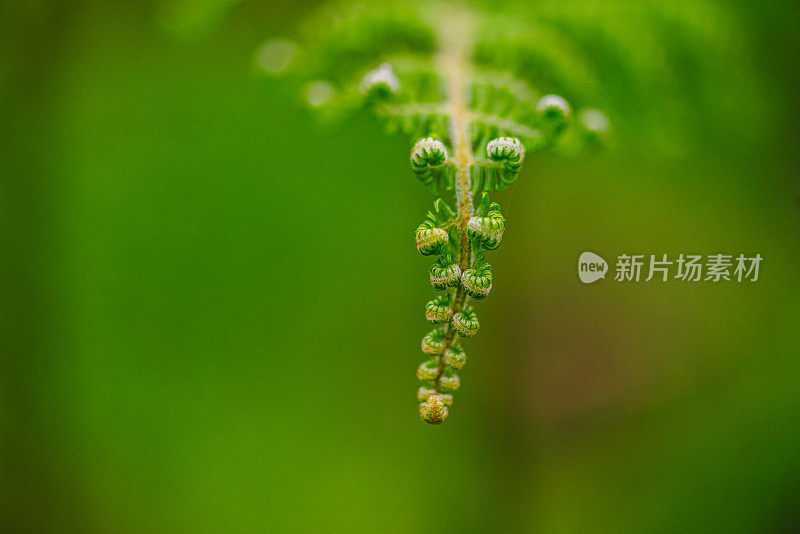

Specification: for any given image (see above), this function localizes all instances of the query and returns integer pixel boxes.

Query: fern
[258,1,753,423]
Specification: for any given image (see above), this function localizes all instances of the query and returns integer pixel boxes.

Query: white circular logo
[578,252,608,283]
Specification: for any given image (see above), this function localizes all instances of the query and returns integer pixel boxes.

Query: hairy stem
[434,10,474,392]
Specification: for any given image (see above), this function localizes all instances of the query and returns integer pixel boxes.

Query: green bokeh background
[3,1,800,532]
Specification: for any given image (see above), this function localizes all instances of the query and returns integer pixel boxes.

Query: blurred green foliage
[2,1,800,532]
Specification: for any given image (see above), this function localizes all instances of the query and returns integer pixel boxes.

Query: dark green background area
[2,1,799,532]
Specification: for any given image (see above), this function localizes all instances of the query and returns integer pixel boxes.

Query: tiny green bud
[467,202,505,250]
[430,254,461,289]
[579,108,610,143]
[487,137,525,174]
[421,327,447,354]
[360,62,400,99]
[461,255,493,299]
[442,344,466,370]
[415,212,449,255]
[411,137,448,186]
[486,137,525,189]
[419,394,448,424]
[417,386,437,402]
[417,387,453,406]
[416,358,440,380]
[536,94,571,123]
[439,370,461,391]
[452,306,480,338]
[425,293,453,324]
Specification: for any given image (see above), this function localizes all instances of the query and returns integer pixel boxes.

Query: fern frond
[258,0,758,423]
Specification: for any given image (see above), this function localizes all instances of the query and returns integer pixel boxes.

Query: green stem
[434,10,474,393]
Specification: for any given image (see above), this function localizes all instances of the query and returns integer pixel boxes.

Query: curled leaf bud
[579,109,610,142]
[415,212,449,256]
[419,394,448,424]
[416,358,440,381]
[411,137,448,186]
[442,344,466,370]
[417,387,453,406]
[430,254,461,289]
[452,306,480,338]
[536,94,571,124]
[487,137,525,176]
[417,386,437,402]
[461,255,493,299]
[439,370,461,391]
[360,62,399,99]
[425,293,453,324]
[421,327,447,354]
[467,202,505,250]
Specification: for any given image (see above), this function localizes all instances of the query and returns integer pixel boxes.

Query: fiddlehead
[442,344,466,370]
[359,62,401,98]
[467,194,505,250]
[263,2,604,424]
[461,255,493,300]
[418,393,448,425]
[261,0,753,423]
[414,211,449,256]
[452,306,480,338]
[410,137,449,189]
[425,293,454,324]
[429,254,461,290]
[421,326,448,355]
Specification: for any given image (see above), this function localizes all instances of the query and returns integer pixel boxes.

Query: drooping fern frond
[257,0,757,423]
